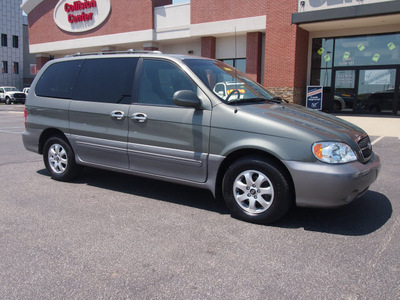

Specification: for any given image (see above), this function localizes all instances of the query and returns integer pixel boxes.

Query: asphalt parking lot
[1,104,399,299]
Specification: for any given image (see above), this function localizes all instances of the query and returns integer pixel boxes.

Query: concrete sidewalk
[337,115,400,137]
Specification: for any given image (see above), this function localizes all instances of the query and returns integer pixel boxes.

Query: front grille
[357,135,372,162]
[14,93,25,99]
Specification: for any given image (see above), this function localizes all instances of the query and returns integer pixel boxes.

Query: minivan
[23,50,381,224]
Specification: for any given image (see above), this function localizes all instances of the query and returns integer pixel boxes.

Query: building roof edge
[21,0,45,15]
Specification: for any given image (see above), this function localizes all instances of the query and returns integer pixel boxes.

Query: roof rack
[66,49,163,57]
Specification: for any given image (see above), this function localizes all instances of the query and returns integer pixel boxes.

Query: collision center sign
[54,0,111,33]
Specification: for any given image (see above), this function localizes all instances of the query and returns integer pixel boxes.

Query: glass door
[334,70,356,112]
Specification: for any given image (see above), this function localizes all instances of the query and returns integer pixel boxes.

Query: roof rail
[66,49,163,57]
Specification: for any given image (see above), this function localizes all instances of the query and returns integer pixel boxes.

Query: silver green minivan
[23,51,381,224]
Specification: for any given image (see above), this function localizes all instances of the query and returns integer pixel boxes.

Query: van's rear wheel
[222,156,292,224]
[43,136,80,181]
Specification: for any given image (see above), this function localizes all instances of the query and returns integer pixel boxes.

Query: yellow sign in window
[372,53,380,62]
[388,42,396,51]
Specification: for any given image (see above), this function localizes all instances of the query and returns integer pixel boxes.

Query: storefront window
[221,58,246,73]
[311,33,400,114]
[312,38,333,69]
[334,34,400,67]
[311,38,333,87]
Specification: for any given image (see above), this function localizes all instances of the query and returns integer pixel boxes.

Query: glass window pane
[358,69,396,113]
[311,68,331,87]
[235,59,246,73]
[36,60,83,99]
[312,38,333,69]
[334,33,400,67]
[73,58,138,104]
[139,60,196,105]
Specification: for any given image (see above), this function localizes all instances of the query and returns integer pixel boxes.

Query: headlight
[312,142,357,164]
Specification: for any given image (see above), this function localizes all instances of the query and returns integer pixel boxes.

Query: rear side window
[73,58,138,104]
[35,60,83,99]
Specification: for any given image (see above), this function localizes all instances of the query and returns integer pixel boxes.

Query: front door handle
[131,113,147,123]
[110,110,125,120]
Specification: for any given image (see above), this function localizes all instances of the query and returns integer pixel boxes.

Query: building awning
[292,1,400,24]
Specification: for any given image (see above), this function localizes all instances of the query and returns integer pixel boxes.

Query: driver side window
[138,60,196,106]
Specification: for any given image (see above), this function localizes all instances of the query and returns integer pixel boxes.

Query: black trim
[292,2,400,24]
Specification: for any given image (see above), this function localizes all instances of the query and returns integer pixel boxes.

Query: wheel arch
[38,128,69,155]
[215,148,296,204]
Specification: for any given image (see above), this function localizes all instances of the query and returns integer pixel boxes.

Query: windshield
[183,59,276,103]
[4,87,19,92]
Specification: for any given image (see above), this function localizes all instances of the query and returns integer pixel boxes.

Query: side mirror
[173,90,202,109]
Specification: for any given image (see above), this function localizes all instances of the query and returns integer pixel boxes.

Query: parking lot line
[0,127,24,134]
[371,136,384,145]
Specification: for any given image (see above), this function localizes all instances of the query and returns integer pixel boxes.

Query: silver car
[22,51,381,224]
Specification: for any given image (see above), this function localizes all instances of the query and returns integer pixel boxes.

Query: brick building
[21,0,400,114]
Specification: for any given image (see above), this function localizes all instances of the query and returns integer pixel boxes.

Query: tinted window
[73,58,138,104]
[138,59,196,105]
[35,60,82,99]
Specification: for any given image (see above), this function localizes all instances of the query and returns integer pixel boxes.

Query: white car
[213,82,246,101]
[0,86,26,104]
[22,87,30,95]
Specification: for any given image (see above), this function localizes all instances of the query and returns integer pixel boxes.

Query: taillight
[24,106,27,129]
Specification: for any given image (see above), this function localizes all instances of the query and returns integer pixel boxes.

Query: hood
[229,102,367,144]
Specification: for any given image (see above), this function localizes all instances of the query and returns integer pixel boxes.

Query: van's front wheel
[222,157,292,224]
[43,136,80,181]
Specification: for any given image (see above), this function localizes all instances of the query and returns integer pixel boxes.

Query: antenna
[234,26,238,113]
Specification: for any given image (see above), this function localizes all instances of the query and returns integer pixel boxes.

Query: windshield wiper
[226,97,267,104]
[268,97,288,104]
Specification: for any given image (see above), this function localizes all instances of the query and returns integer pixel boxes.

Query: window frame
[2,61,8,73]
[13,62,19,74]
[1,34,7,47]
[12,35,18,48]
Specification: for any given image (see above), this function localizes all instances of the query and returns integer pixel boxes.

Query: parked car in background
[359,88,398,113]
[0,86,26,104]
[22,87,30,95]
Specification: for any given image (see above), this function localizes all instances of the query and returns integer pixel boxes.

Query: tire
[5,98,11,105]
[43,136,80,181]
[222,156,292,224]
[333,101,341,112]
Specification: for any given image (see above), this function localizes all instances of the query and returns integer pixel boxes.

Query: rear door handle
[110,110,125,120]
[131,113,147,123]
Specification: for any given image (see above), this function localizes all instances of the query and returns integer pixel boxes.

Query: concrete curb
[336,115,400,137]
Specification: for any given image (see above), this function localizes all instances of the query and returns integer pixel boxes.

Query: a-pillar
[201,36,216,59]
[246,32,263,83]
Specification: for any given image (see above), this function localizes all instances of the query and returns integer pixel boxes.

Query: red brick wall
[28,0,155,45]
[263,0,308,103]
[36,56,51,71]
[264,0,298,87]
[191,0,267,24]
[201,37,216,59]
[246,32,262,83]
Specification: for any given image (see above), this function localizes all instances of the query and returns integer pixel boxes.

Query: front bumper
[284,153,381,208]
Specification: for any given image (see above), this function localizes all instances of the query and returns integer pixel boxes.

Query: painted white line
[371,136,384,145]
[0,130,23,134]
